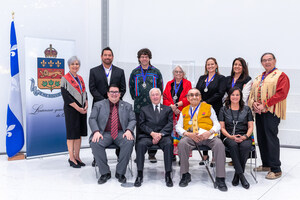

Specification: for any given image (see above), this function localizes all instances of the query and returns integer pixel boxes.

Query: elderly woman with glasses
[61,56,88,168]
[163,65,192,161]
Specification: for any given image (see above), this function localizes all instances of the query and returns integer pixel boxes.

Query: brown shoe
[266,171,282,180]
[254,165,271,172]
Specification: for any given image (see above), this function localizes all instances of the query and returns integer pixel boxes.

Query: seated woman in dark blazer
[219,87,253,189]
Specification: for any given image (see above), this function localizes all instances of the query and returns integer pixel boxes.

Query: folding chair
[95,144,133,179]
[192,144,217,188]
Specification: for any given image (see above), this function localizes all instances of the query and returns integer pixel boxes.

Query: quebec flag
[6,20,24,157]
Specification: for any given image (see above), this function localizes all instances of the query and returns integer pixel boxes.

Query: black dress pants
[135,113,157,157]
[136,136,173,172]
[256,112,281,173]
[224,137,252,174]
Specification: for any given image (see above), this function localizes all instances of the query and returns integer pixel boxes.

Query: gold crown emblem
[44,44,57,58]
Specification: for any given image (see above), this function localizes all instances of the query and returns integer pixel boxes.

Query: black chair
[94,144,133,179]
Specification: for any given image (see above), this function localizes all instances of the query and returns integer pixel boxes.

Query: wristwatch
[175,103,179,107]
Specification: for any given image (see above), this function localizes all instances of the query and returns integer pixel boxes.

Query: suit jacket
[139,104,173,139]
[89,64,126,104]
[89,99,136,142]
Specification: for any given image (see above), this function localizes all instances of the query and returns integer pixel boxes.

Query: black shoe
[179,172,191,187]
[76,159,86,167]
[68,159,81,168]
[92,158,96,167]
[148,155,157,163]
[98,173,111,184]
[239,173,250,189]
[115,173,127,183]
[216,177,228,192]
[199,155,209,165]
[165,175,173,187]
[232,173,239,186]
[134,158,137,163]
[134,176,143,187]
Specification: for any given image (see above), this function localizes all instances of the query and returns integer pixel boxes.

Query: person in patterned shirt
[129,48,163,163]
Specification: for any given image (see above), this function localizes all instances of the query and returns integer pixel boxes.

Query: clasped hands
[252,102,265,114]
[150,132,163,144]
[230,134,246,143]
[184,131,211,143]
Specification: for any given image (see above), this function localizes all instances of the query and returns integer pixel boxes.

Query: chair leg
[95,164,99,179]
[128,155,133,177]
[194,143,216,187]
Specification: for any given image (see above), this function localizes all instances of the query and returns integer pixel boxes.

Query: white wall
[109,0,300,147]
[0,0,102,153]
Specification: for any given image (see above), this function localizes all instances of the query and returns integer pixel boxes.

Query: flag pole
[7,11,25,161]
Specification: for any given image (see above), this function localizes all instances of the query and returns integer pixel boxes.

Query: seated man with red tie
[89,84,136,184]
[134,88,174,187]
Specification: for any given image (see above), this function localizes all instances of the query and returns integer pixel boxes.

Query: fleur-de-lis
[6,125,16,137]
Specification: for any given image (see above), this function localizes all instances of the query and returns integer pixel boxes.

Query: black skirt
[64,103,87,140]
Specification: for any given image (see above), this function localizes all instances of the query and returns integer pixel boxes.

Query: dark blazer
[89,64,126,105]
[195,74,226,116]
[139,104,173,139]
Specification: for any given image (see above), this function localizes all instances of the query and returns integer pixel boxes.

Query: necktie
[155,105,160,122]
[111,104,118,140]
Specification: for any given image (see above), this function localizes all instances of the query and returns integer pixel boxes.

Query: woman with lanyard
[196,57,226,165]
[219,87,253,189]
[163,65,192,161]
[61,56,88,168]
[224,57,252,105]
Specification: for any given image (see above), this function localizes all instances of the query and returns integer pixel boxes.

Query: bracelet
[244,135,249,139]
[175,103,179,107]
[209,129,214,134]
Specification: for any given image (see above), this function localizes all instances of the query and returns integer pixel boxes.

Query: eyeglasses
[188,93,200,97]
[262,58,274,63]
[174,71,183,74]
[108,91,120,94]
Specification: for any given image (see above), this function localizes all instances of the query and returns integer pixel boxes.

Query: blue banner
[6,20,25,157]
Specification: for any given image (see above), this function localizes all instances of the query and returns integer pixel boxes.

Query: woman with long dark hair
[219,87,253,189]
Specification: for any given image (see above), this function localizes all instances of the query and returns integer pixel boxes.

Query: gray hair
[149,88,161,96]
[173,65,187,79]
[68,56,81,66]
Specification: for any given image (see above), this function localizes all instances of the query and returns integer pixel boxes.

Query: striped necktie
[111,104,118,140]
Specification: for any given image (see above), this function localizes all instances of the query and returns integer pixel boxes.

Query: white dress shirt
[152,103,161,113]
[103,65,112,85]
[175,103,220,137]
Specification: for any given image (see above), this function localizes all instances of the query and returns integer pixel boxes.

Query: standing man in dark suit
[89,84,136,184]
[89,47,126,105]
[129,48,164,163]
[134,88,173,187]
[89,47,126,166]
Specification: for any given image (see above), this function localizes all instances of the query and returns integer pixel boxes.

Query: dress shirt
[175,103,220,136]
[152,103,161,113]
[103,65,112,85]
[104,101,122,132]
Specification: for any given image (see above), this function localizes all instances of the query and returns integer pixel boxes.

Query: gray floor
[0,147,299,200]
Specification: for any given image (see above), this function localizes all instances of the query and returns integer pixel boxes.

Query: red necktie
[111,104,118,140]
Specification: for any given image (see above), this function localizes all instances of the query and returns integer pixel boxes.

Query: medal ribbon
[174,80,182,97]
[140,65,149,83]
[69,72,83,92]
[206,74,216,88]
[189,103,201,123]
[260,67,276,86]
[231,78,236,88]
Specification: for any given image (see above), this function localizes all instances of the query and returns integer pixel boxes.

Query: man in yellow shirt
[176,88,227,191]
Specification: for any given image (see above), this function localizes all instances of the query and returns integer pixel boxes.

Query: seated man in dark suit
[134,88,174,187]
[89,84,136,184]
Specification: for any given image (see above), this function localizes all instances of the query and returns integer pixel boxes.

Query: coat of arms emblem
[37,44,64,92]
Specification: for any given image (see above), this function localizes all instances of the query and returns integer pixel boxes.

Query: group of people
[60,47,290,192]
